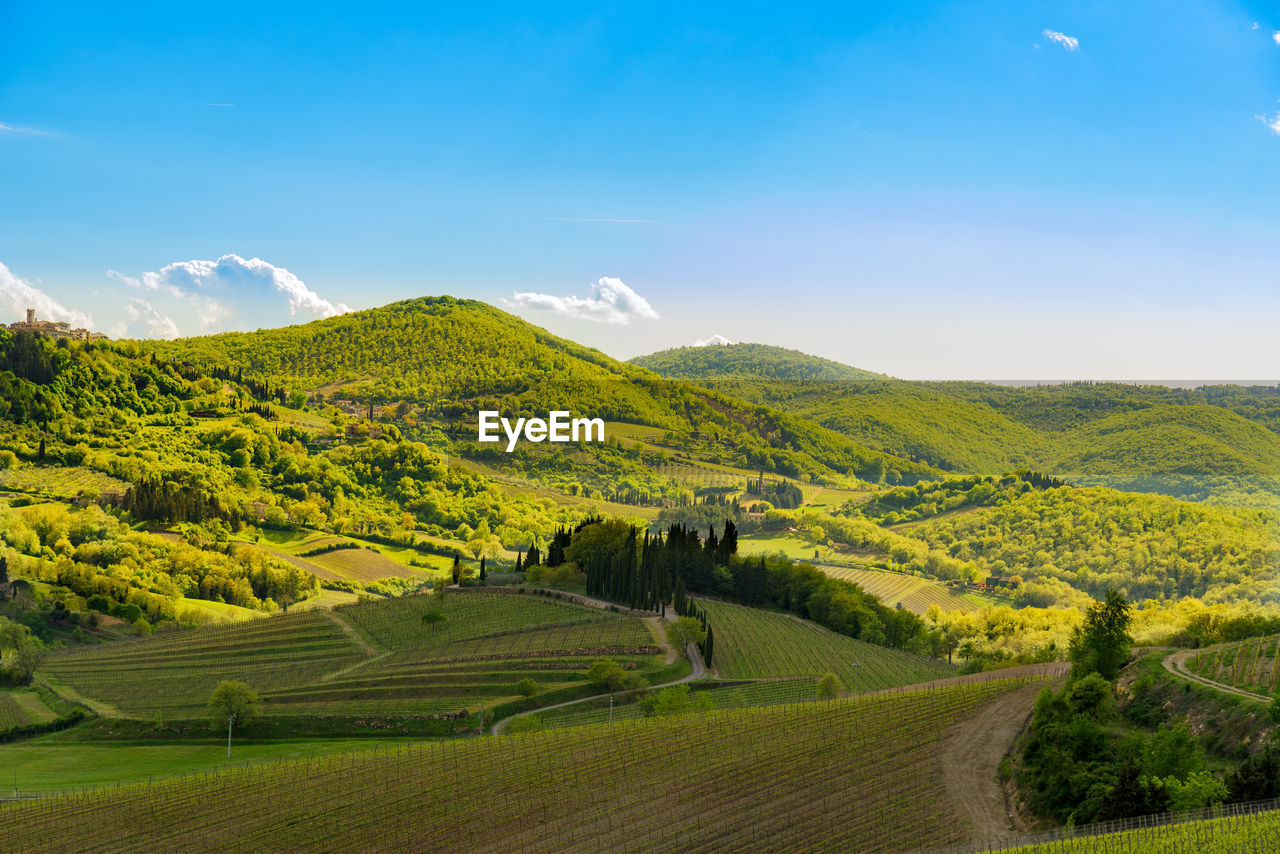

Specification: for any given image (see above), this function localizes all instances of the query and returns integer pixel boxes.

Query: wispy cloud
[1260,112,1280,136]
[0,122,54,136]
[504,277,659,325]
[1042,29,1079,51]
[124,298,181,339]
[536,217,656,223]
[694,334,734,346]
[0,261,92,327]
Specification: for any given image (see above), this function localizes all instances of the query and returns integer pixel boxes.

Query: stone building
[8,308,106,340]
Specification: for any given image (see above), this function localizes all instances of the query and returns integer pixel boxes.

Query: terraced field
[815,564,984,613]
[0,677,1050,852]
[0,687,73,734]
[697,598,956,691]
[40,591,662,720]
[1185,634,1280,695]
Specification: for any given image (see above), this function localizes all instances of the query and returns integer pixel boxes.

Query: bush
[85,594,111,613]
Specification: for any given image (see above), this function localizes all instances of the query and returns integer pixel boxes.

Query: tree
[451,553,462,585]
[478,557,487,584]
[516,678,538,699]
[1069,588,1132,680]
[666,617,707,659]
[207,680,262,731]
[586,659,645,693]
[10,639,47,685]
[639,684,712,717]
[421,610,446,631]
[817,672,845,700]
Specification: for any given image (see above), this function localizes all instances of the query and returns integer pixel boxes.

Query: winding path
[490,603,706,735]
[1163,648,1270,703]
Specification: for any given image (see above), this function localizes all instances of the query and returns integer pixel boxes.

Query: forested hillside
[138,298,935,486]
[631,344,1280,480]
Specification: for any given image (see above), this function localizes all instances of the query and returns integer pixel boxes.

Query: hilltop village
[8,308,106,341]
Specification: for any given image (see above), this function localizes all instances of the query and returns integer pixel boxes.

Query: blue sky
[2,1,1278,379]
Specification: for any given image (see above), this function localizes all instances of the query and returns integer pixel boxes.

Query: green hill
[139,297,936,486]
[630,342,890,382]
[631,346,1280,479]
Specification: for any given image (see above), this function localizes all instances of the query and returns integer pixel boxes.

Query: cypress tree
[479,557,487,584]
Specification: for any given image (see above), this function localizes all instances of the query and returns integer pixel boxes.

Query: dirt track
[940,682,1052,841]
[1163,648,1270,702]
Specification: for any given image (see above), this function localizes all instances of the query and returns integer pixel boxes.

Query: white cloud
[1042,29,1079,51]
[1273,30,1280,45]
[108,254,350,335]
[694,334,735,346]
[1261,112,1280,136]
[124,298,181,339]
[0,261,92,328]
[504,277,659,325]
[0,122,53,136]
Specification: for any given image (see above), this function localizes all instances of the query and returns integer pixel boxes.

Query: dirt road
[939,682,1050,841]
[1163,648,1270,703]
[490,603,705,735]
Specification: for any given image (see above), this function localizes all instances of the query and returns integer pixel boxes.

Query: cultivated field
[537,677,820,730]
[697,598,956,690]
[1186,634,1280,695]
[38,591,661,720]
[815,563,983,613]
[0,677,1049,852]
[991,807,1280,852]
[0,465,127,498]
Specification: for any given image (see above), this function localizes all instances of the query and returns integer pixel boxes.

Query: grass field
[39,590,662,720]
[737,532,831,560]
[1186,635,1280,695]
[697,598,956,690]
[0,677,1047,852]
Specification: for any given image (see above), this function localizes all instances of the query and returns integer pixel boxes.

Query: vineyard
[0,688,59,732]
[816,564,982,613]
[984,805,1280,852]
[1185,634,1280,695]
[39,591,662,720]
[0,464,128,499]
[537,677,820,729]
[697,598,956,690]
[0,677,1049,852]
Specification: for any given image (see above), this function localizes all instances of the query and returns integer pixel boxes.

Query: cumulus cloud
[108,254,350,335]
[0,261,92,327]
[694,334,735,346]
[1042,29,1079,51]
[504,277,659,325]
[1262,112,1280,136]
[1274,30,1280,45]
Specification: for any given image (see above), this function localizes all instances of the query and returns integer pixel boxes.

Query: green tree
[1069,588,1132,680]
[817,672,844,700]
[586,659,645,693]
[639,683,712,717]
[207,680,262,731]
[10,639,47,685]
[665,617,707,659]
[515,677,538,699]
[421,609,446,631]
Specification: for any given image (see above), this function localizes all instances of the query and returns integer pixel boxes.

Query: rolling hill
[631,343,1280,479]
